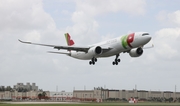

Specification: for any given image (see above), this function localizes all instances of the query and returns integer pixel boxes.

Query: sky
[0,0,180,92]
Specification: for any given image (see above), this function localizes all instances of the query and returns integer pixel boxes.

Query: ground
[1,102,180,106]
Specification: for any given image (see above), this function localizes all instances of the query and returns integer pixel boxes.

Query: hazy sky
[0,0,180,92]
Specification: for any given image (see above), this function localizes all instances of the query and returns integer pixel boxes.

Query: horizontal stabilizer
[143,39,154,49]
[143,44,154,49]
[48,51,70,55]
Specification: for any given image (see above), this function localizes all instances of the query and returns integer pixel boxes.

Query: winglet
[18,39,32,44]
[18,39,23,43]
[64,33,74,46]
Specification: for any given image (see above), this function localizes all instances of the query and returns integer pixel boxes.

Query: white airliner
[19,32,152,65]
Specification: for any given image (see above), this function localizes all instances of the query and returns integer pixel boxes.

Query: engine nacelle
[88,46,102,56]
[129,48,143,57]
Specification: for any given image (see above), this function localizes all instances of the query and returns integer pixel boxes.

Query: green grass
[1,102,180,106]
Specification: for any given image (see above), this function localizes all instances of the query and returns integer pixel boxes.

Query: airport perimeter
[1,83,180,103]
[2,102,180,106]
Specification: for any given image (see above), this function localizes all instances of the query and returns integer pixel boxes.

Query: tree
[42,92,46,96]
[169,97,173,103]
[38,93,42,100]
[0,86,5,91]
[38,92,47,100]
[42,92,47,99]
[5,86,12,91]
[22,88,28,92]
[39,89,43,91]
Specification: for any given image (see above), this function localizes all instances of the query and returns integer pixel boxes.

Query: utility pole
[175,85,176,99]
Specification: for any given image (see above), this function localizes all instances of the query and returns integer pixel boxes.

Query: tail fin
[64,33,75,46]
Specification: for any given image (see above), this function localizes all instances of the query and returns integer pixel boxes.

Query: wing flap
[54,46,89,52]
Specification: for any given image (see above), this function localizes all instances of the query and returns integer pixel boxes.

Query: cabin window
[142,33,149,36]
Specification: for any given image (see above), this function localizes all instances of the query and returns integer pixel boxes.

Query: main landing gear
[112,54,121,65]
[89,57,97,65]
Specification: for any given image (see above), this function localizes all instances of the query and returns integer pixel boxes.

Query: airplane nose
[146,36,151,41]
[142,35,151,43]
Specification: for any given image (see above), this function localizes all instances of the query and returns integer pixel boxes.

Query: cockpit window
[142,33,149,36]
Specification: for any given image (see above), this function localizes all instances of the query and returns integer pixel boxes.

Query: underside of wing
[19,39,112,54]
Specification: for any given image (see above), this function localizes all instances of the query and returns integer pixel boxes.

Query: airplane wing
[19,39,89,52]
[19,39,111,53]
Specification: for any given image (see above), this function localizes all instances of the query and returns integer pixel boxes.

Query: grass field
[1,102,180,106]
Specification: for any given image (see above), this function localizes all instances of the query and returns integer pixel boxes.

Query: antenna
[175,85,176,98]
[84,85,86,90]
[56,86,58,92]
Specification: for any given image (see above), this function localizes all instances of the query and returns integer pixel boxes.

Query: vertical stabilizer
[64,33,75,46]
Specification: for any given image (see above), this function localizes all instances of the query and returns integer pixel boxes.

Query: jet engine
[88,46,102,56]
[129,47,143,57]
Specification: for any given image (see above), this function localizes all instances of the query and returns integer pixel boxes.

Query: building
[0,91,50,100]
[73,87,180,102]
[73,87,108,102]
[0,83,49,100]
[13,83,38,91]
[50,91,73,101]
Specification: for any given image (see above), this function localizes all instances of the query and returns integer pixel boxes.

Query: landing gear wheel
[89,61,92,65]
[115,61,118,65]
[94,58,97,62]
[112,61,115,65]
[117,59,120,62]
[92,61,95,65]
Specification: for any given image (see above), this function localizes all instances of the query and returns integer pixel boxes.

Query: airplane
[19,32,152,65]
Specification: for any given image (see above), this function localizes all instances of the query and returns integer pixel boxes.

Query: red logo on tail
[65,33,74,46]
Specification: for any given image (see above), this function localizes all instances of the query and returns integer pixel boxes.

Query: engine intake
[129,48,143,57]
[95,46,102,54]
[88,46,102,56]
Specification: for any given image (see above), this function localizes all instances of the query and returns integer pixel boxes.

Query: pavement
[5,101,82,104]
